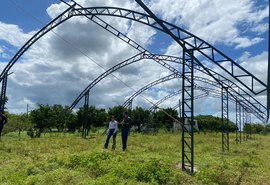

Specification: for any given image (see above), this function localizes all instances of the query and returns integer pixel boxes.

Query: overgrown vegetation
[0,131,269,184]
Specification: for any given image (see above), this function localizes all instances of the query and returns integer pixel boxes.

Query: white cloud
[234,37,264,49]
[239,51,268,83]
[0,21,35,47]
[149,0,268,48]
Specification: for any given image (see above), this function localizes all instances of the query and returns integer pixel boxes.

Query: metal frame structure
[0,1,265,122]
[236,100,241,144]
[245,111,252,140]
[181,49,195,173]
[0,73,8,111]
[153,89,233,111]
[82,90,89,138]
[122,75,220,109]
[70,53,266,123]
[0,0,267,175]
[242,107,247,141]
[221,87,229,151]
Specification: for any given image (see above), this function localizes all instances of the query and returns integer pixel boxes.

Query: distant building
[173,118,199,132]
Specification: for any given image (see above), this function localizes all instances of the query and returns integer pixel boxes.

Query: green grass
[0,131,269,184]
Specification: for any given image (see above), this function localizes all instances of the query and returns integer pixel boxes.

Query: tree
[29,104,52,136]
[265,124,270,133]
[50,104,76,132]
[131,107,150,132]
[252,123,265,133]
[76,105,108,132]
[107,106,127,122]
[96,108,107,127]
[29,104,76,136]
[3,113,32,136]
[152,108,178,130]
[195,115,236,132]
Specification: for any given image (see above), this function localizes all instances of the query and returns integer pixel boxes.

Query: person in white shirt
[104,115,118,150]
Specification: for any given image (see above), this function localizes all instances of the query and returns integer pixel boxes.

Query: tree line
[3,104,270,137]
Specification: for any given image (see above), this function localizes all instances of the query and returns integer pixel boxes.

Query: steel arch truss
[0,1,266,122]
[0,0,267,175]
[221,87,229,151]
[151,88,229,112]
[121,74,222,109]
[69,52,266,124]
[66,5,267,95]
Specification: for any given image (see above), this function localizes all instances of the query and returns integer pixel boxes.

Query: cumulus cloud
[149,0,268,48]
[0,21,35,47]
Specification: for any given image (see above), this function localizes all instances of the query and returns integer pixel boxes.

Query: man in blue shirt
[104,115,118,150]
[120,112,131,151]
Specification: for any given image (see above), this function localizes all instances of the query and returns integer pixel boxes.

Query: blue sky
[0,0,268,123]
[0,0,56,31]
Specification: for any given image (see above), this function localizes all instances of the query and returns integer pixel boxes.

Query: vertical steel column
[82,90,89,138]
[235,100,241,144]
[221,87,229,151]
[0,73,8,111]
[246,111,252,140]
[127,100,133,110]
[239,106,242,143]
[242,107,246,141]
[179,99,182,118]
[181,49,194,174]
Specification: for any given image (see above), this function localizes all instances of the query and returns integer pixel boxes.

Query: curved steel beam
[69,51,266,122]
[68,5,266,121]
[69,51,220,110]
[144,54,267,121]
[150,90,212,111]
[66,5,266,120]
[122,73,182,108]
[122,74,220,108]
[69,52,145,109]
[0,4,76,80]
[70,6,266,96]
[171,92,234,110]
[158,89,258,121]
[1,3,266,122]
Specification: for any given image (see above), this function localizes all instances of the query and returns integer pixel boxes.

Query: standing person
[0,110,7,138]
[120,112,131,151]
[104,115,118,150]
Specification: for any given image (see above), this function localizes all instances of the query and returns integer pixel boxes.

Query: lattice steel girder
[151,89,220,111]
[70,5,266,96]
[181,49,194,174]
[60,2,267,96]
[0,4,76,80]
[172,91,239,110]
[67,4,267,120]
[122,74,220,109]
[242,107,247,141]
[70,52,145,109]
[122,73,180,108]
[245,111,252,139]
[144,54,267,118]
[0,1,265,122]
[82,90,89,138]
[221,87,229,151]
[69,51,266,122]
[236,100,241,144]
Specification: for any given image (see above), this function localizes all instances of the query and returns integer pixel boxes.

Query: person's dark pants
[0,125,3,138]
[122,128,129,151]
[104,129,117,149]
